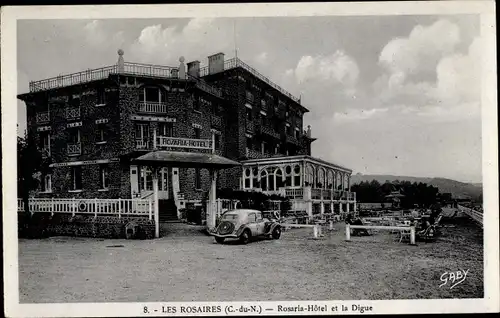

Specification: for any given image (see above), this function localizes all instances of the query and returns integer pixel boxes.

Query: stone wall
[18,212,155,239]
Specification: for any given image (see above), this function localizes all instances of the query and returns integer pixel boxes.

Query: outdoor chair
[399,227,412,243]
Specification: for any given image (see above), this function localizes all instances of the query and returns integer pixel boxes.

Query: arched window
[284,165,292,187]
[139,86,166,103]
[275,168,284,190]
[260,170,268,191]
[327,170,334,189]
[344,174,349,190]
[244,168,251,189]
[267,167,275,191]
[293,164,301,187]
[336,171,342,190]
[317,168,325,189]
[305,164,314,187]
[252,167,259,189]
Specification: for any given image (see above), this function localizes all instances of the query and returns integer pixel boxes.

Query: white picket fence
[18,198,154,220]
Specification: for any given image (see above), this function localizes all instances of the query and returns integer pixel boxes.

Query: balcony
[285,188,304,199]
[211,115,222,128]
[259,125,280,139]
[245,148,263,159]
[36,111,50,124]
[286,134,301,146]
[41,148,51,158]
[67,143,81,156]
[66,107,81,120]
[137,102,168,114]
[135,139,150,150]
[245,121,254,133]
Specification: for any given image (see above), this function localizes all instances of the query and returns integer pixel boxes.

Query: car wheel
[215,237,225,244]
[240,230,251,245]
[272,226,281,239]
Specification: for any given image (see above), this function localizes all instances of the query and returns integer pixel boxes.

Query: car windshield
[222,213,239,220]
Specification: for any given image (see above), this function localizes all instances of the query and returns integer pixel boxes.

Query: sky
[17,15,483,183]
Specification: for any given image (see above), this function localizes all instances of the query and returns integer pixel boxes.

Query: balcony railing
[66,107,81,120]
[137,102,168,114]
[36,111,50,124]
[67,143,81,156]
[211,115,222,128]
[135,139,149,150]
[245,148,262,159]
[41,148,51,158]
[259,125,280,139]
[246,121,254,133]
[286,134,300,146]
[285,188,304,199]
[199,57,301,104]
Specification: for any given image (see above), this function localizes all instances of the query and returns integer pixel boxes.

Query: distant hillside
[351,174,482,200]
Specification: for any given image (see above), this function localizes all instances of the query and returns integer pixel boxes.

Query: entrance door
[138,166,169,199]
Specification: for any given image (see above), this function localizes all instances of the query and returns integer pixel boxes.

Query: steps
[159,199,179,223]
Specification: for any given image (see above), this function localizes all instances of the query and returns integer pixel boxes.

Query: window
[286,125,292,136]
[99,165,109,189]
[255,212,263,222]
[139,86,165,103]
[97,88,107,105]
[41,174,52,192]
[96,125,106,143]
[193,97,201,112]
[157,123,173,137]
[212,102,219,115]
[246,108,253,122]
[69,94,80,107]
[71,166,82,191]
[248,213,257,223]
[295,129,300,139]
[195,168,201,189]
[193,127,201,139]
[68,128,80,144]
[246,137,252,149]
[214,134,220,150]
[39,131,51,154]
[260,99,267,111]
[245,90,254,103]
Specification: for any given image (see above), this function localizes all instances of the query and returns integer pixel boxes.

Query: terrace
[199,57,303,105]
[28,62,222,98]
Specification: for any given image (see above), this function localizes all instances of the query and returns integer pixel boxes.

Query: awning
[132,150,242,169]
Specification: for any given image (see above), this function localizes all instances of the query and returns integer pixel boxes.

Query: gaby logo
[439,269,469,289]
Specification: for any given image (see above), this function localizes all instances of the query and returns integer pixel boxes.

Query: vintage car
[209,209,282,244]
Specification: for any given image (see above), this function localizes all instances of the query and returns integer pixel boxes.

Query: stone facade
[18,212,155,239]
[19,56,314,203]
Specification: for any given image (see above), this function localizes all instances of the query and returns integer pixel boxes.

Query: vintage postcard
[1,1,498,317]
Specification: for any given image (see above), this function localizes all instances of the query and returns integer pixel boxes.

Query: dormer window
[139,86,166,103]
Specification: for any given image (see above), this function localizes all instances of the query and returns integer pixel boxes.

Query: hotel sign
[157,137,212,150]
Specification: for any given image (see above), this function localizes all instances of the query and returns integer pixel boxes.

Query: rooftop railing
[28,62,222,97]
[199,57,301,103]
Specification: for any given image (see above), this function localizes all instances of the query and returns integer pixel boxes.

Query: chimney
[117,49,125,73]
[187,60,200,77]
[178,56,186,79]
[208,52,225,75]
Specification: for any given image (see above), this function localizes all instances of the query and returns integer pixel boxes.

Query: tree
[17,130,44,216]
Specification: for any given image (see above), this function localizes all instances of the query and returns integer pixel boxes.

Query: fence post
[94,198,98,217]
[118,198,121,218]
[148,199,152,220]
[329,220,333,231]
[313,225,318,239]
[72,197,76,217]
[51,198,54,216]
[410,226,416,245]
[345,223,351,241]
